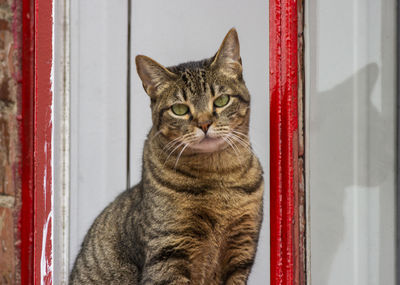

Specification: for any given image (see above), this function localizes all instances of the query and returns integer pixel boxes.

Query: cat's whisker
[229,133,251,147]
[163,141,186,165]
[215,126,230,132]
[231,129,262,153]
[162,133,196,153]
[231,131,249,141]
[223,136,238,155]
[231,130,249,139]
[163,134,198,166]
[150,130,163,141]
[173,135,201,169]
[212,129,230,137]
[231,138,252,153]
[229,134,255,156]
[222,135,243,167]
[231,129,249,137]
[163,136,183,151]
[162,140,181,155]
[174,143,190,169]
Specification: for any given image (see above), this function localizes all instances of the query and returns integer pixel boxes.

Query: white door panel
[70,0,128,269]
[306,0,396,284]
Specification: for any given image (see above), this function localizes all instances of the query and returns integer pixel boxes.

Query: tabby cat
[70,28,264,285]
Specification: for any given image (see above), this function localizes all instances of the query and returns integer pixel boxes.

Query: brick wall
[0,0,21,283]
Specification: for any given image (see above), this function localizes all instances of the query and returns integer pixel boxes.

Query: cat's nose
[198,121,212,133]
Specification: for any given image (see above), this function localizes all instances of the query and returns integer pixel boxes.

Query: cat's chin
[188,137,227,153]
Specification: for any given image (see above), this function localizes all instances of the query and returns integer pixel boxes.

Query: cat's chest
[171,177,263,223]
[173,186,262,240]
[179,193,262,284]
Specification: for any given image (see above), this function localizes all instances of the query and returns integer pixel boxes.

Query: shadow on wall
[310,62,394,284]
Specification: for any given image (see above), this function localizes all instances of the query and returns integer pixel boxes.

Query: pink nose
[199,121,212,133]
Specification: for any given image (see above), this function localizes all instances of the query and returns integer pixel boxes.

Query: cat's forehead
[179,75,231,109]
[167,65,210,104]
[161,58,239,110]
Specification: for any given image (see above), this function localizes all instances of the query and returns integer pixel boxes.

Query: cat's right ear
[135,55,177,98]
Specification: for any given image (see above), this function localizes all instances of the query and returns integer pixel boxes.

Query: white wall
[305,0,396,284]
[71,0,270,283]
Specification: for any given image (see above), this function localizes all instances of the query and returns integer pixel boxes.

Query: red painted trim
[270,0,298,284]
[34,0,54,283]
[20,0,54,283]
[20,0,35,283]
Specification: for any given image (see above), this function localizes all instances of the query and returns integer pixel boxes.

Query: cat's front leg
[221,208,262,285]
[222,260,253,285]
[140,263,191,285]
[140,244,192,285]
[220,232,256,285]
[141,275,190,285]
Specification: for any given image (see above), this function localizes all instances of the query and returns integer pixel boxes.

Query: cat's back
[69,185,142,285]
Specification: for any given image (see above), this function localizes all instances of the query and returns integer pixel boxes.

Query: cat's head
[136,28,250,154]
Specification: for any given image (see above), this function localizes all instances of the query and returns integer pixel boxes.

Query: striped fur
[70,28,263,285]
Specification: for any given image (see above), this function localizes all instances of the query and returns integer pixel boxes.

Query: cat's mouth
[188,136,226,153]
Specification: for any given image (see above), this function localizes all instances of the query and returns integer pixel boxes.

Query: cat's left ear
[211,28,242,79]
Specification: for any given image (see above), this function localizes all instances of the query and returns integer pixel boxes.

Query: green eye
[214,95,230,107]
[171,104,189,116]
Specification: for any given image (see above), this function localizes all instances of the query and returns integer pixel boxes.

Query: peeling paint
[50,0,55,282]
[40,213,53,284]
[34,0,55,283]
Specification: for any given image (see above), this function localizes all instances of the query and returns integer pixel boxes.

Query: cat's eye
[214,94,230,107]
[171,104,189,116]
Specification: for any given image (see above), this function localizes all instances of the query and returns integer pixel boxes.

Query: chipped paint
[40,213,53,284]
[50,0,55,281]
[34,0,54,283]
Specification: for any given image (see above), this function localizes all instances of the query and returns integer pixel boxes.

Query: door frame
[20,0,306,283]
[21,0,55,282]
[269,0,306,284]
[20,0,70,283]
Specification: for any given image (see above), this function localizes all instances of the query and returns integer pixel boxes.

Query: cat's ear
[211,28,242,79]
[135,55,177,98]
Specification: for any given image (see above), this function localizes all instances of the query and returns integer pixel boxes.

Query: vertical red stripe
[20,0,54,282]
[270,0,298,284]
[20,0,35,283]
[34,0,54,283]
[269,0,284,283]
